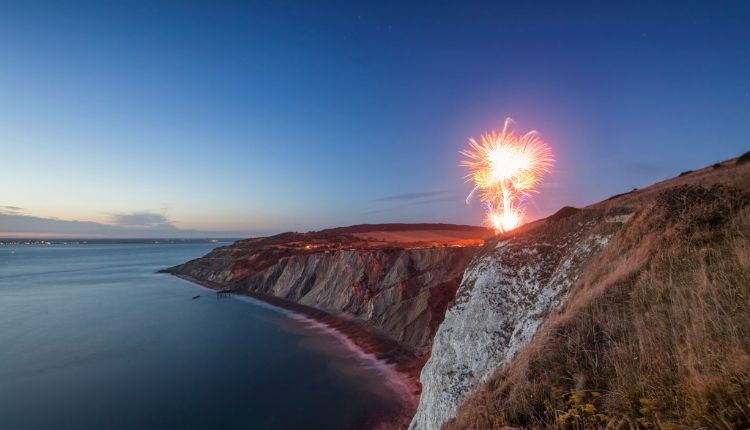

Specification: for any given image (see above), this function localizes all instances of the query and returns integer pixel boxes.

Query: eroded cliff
[164,224,492,353]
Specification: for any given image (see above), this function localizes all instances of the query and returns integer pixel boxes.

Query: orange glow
[461,118,554,233]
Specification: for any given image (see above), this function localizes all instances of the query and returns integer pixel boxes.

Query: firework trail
[461,118,554,233]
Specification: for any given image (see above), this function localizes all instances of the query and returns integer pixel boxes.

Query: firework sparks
[461,118,554,233]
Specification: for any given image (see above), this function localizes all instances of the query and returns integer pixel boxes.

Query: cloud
[624,162,670,176]
[376,190,450,202]
[0,205,26,215]
[363,194,461,215]
[0,212,248,239]
[110,212,175,228]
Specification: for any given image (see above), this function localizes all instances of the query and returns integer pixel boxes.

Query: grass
[444,184,750,429]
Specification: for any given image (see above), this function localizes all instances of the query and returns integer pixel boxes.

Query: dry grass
[351,229,494,243]
[445,183,750,429]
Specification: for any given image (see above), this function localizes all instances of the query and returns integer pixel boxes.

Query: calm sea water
[0,243,402,430]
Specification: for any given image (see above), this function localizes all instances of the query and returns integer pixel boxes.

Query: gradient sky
[1,1,749,237]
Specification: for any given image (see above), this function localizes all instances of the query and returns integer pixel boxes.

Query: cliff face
[409,207,633,429]
[165,224,491,352]
[412,157,750,429]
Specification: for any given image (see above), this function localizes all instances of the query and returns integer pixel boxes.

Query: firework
[461,118,554,233]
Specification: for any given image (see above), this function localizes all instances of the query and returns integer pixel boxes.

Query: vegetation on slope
[445,160,750,429]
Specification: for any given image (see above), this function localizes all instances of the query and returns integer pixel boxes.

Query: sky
[1,1,749,238]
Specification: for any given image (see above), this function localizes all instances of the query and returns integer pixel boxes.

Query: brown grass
[445,183,750,429]
[351,229,492,244]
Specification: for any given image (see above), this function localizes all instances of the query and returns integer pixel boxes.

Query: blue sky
[1,1,749,237]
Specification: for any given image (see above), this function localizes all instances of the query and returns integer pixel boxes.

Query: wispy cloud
[110,211,174,228]
[363,194,461,215]
[376,190,450,202]
[0,205,26,215]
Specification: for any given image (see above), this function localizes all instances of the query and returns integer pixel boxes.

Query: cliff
[165,155,750,429]
[411,155,750,429]
[163,223,493,353]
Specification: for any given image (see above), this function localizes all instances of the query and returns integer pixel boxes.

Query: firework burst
[461,118,554,233]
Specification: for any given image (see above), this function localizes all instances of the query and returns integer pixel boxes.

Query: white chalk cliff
[409,208,632,430]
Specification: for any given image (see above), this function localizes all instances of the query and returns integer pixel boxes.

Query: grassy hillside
[445,156,750,429]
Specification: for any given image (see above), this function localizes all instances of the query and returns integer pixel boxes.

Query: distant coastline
[0,238,237,245]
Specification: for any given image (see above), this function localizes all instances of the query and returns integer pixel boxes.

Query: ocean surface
[0,243,403,430]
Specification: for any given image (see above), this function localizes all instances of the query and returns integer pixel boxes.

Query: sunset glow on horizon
[0,2,748,238]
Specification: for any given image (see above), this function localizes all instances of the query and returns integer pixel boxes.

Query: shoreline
[169,273,423,429]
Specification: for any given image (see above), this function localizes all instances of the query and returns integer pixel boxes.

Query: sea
[0,242,404,430]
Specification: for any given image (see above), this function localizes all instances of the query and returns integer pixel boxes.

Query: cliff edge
[412,155,750,429]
